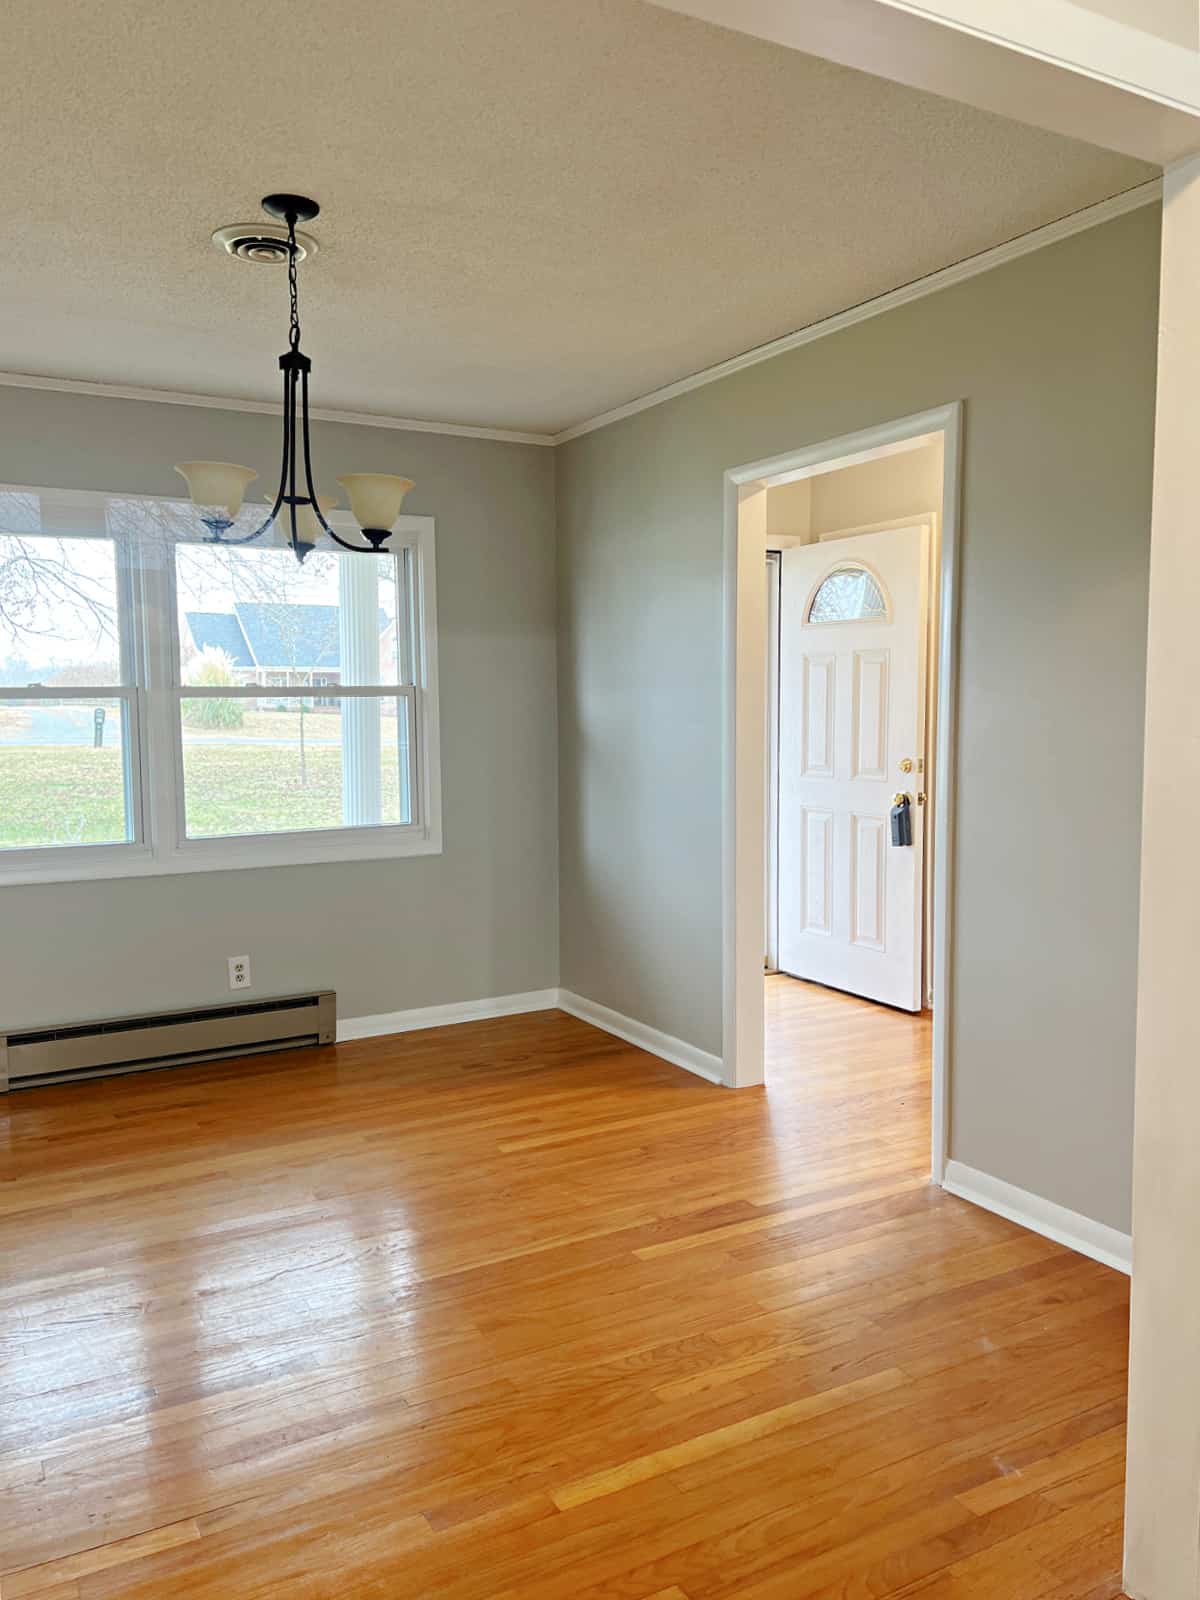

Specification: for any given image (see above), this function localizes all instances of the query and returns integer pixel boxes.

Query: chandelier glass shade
[175,195,413,563]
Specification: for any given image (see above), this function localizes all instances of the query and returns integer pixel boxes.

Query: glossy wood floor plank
[0,978,1128,1597]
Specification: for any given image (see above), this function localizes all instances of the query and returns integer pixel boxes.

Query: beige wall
[765,478,811,541]
[810,441,943,536]
[764,441,943,543]
[557,205,1159,1233]
[0,388,559,1029]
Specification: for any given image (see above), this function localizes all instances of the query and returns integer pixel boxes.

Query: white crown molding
[0,370,556,448]
[552,178,1163,444]
[0,178,1162,451]
[943,1159,1132,1275]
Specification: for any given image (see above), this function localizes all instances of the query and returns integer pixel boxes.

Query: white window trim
[0,485,442,886]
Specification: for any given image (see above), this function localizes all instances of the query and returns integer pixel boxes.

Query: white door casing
[778,525,929,1011]
[765,550,781,971]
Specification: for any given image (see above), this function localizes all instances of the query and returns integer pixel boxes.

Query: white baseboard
[339,986,725,1086]
[556,990,726,1085]
[337,989,559,1042]
[943,1159,1131,1275]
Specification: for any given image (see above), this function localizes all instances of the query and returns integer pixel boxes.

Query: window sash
[0,525,146,863]
[168,684,421,847]
[161,541,423,849]
[0,684,146,864]
[2,684,128,698]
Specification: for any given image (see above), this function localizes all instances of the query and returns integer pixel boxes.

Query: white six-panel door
[777,525,928,1011]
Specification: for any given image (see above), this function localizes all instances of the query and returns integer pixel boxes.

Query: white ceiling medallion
[211,221,319,266]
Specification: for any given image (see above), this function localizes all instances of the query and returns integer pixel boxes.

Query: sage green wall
[556,206,1159,1232]
[0,388,559,1029]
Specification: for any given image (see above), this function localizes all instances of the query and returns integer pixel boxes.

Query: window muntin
[0,486,440,881]
[806,565,888,624]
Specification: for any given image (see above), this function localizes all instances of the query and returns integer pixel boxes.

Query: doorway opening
[723,405,961,1184]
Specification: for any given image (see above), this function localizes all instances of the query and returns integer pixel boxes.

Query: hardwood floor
[0,977,1129,1598]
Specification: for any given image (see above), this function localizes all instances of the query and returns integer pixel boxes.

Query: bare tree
[0,537,117,661]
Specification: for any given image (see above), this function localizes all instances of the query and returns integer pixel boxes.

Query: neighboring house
[182,603,393,698]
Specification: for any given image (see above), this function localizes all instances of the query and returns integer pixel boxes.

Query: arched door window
[805,563,889,624]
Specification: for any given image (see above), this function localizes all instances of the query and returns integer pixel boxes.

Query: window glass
[175,544,406,688]
[179,695,412,839]
[0,533,122,686]
[807,565,887,624]
[0,696,132,849]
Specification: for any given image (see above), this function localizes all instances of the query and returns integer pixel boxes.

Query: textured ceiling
[0,0,1155,434]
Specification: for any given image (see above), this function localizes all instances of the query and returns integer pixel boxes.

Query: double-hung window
[0,500,142,859]
[0,485,441,883]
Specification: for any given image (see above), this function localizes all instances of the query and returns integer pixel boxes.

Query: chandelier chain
[287,214,301,352]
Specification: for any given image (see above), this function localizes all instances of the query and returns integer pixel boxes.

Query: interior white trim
[652,0,1200,117]
[943,1158,1132,1275]
[874,0,1200,105]
[553,179,1161,444]
[0,370,556,448]
[650,0,1200,165]
[337,989,560,1041]
[556,991,726,1085]
[724,403,962,1189]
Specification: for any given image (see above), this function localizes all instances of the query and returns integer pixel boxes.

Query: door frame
[764,549,781,974]
[721,402,963,1184]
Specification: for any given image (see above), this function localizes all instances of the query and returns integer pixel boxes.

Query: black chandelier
[175,194,413,564]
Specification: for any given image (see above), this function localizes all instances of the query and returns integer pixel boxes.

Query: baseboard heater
[0,991,336,1092]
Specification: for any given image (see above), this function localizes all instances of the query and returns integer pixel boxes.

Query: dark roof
[233,602,340,671]
[184,603,388,671]
[184,611,254,669]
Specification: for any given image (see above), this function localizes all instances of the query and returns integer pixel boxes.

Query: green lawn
[0,737,404,848]
[182,742,402,836]
[0,746,130,847]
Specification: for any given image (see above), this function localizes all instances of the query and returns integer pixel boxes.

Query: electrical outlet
[228,955,252,991]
